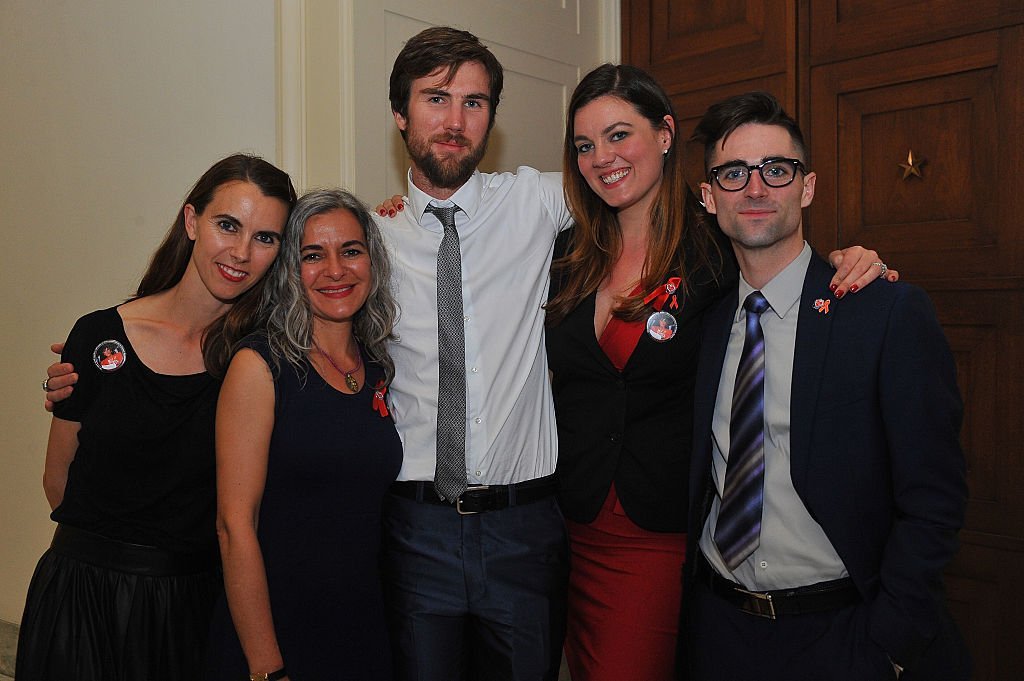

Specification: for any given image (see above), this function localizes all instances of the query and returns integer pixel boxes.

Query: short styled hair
[388,26,503,131]
[690,91,808,172]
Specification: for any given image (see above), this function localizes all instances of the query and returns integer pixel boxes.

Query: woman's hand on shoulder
[827,246,899,297]
[374,195,406,218]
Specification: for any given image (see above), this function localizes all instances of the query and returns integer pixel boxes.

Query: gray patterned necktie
[425,204,468,501]
[715,291,770,570]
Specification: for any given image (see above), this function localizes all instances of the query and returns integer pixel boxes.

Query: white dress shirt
[700,243,848,590]
[378,167,571,484]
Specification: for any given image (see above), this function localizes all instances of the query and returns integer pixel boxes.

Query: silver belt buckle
[738,587,777,620]
[456,485,490,515]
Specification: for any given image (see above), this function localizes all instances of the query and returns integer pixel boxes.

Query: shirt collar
[736,242,812,322]
[405,169,483,229]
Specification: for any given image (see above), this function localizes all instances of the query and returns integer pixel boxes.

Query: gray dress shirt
[699,243,849,590]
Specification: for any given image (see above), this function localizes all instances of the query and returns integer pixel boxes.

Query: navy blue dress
[205,335,402,680]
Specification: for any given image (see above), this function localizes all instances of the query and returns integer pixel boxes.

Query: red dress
[562,309,687,681]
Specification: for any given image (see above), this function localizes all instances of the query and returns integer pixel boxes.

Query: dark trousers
[382,493,569,681]
[687,578,898,681]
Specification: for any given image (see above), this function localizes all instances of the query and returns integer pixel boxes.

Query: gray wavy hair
[258,188,398,384]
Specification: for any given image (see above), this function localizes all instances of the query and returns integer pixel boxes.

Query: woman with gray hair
[204,189,402,681]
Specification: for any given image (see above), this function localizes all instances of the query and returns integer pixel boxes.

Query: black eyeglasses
[708,157,807,192]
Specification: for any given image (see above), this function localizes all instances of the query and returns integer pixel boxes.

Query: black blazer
[687,252,970,675]
[546,227,735,532]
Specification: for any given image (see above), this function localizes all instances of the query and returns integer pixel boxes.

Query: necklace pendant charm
[312,339,363,392]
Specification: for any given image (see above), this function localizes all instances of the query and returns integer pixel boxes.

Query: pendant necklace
[313,340,362,392]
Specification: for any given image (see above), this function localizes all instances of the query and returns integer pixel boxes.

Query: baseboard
[0,619,16,678]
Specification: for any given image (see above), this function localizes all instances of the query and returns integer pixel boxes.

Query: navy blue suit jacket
[687,251,969,674]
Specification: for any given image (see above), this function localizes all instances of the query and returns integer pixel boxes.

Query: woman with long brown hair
[546,64,895,681]
[18,154,295,681]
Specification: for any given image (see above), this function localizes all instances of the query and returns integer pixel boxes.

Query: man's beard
[406,131,489,189]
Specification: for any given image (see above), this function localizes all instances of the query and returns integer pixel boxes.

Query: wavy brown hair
[135,153,297,377]
[546,64,721,325]
[260,188,398,385]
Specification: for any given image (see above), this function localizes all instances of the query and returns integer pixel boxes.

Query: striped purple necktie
[714,291,770,571]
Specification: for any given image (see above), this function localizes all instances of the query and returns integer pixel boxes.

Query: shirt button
[475,470,482,476]
[471,367,479,373]
[474,418,482,424]
[760,561,768,569]
[464,315,470,323]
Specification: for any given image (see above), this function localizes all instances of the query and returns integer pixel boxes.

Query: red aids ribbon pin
[813,298,831,315]
[372,380,389,417]
[643,277,682,311]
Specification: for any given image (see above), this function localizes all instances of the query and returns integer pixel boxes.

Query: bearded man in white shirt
[377,26,572,681]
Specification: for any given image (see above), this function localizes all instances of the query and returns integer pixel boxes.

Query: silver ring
[873,261,888,279]
[42,378,50,392]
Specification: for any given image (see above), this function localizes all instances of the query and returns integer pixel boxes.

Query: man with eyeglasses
[682,91,970,680]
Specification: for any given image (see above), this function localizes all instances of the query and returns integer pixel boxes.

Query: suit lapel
[789,254,837,489]
[565,291,621,374]
[690,287,737,524]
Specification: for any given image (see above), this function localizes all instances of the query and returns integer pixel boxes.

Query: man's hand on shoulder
[44,342,77,412]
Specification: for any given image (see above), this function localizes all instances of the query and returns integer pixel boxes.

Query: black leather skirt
[15,524,222,681]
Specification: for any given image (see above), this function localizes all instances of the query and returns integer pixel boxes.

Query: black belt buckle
[737,588,777,620]
[456,485,491,515]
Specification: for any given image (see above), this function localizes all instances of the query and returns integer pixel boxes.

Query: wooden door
[809,25,1024,680]
[624,2,1024,678]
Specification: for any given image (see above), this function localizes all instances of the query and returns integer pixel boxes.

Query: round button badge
[646,311,677,342]
[93,340,128,372]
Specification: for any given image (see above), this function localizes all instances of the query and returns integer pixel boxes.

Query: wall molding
[277,0,306,189]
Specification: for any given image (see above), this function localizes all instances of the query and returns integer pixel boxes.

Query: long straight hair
[547,64,721,324]
[135,154,297,376]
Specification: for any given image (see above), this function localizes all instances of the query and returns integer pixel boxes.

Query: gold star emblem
[898,150,925,180]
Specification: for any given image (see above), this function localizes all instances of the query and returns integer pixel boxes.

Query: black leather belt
[389,474,557,515]
[51,524,220,576]
[695,552,860,620]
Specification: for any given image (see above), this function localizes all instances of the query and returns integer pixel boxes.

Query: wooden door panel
[932,287,1024,537]
[809,0,1022,64]
[625,0,795,93]
[833,70,997,276]
[807,29,1018,278]
[945,538,1024,681]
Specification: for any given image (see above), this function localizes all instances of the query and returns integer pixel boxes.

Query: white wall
[0,0,615,625]
[0,0,279,623]
[284,0,616,198]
